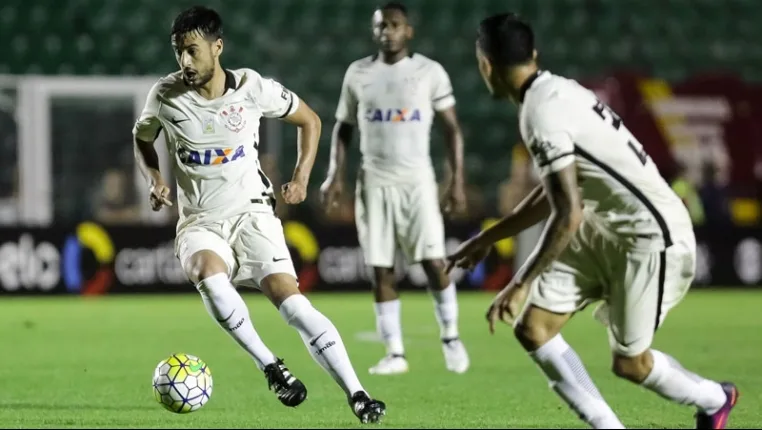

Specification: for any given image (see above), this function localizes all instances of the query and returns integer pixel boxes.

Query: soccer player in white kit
[320,2,470,376]
[447,13,739,429]
[132,7,385,423]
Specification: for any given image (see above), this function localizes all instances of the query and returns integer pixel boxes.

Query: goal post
[7,74,281,227]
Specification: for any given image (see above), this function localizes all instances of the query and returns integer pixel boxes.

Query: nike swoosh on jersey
[170,117,190,125]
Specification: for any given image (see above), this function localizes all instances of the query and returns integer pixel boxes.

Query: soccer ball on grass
[152,353,213,413]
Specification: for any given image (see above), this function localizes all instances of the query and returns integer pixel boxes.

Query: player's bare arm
[320,121,354,211]
[485,163,582,331]
[498,145,534,215]
[280,98,322,204]
[134,136,173,211]
[436,107,466,216]
[514,164,582,285]
[445,183,548,274]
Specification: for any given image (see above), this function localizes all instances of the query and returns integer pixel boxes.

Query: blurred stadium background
[1,1,761,428]
[2,0,762,294]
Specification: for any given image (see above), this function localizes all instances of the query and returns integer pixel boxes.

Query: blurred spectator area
[2,0,761,223]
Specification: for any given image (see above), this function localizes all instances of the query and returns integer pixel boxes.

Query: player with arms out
[447,13,739,429]
[320,2,469,376]
[132,6,385,423]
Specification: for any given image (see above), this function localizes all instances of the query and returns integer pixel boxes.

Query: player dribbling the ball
[132,6,385,424]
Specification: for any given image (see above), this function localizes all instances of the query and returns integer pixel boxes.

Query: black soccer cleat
[263,358,307,407]
[349,391,386,424]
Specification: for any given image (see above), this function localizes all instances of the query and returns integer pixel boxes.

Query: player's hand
[444,235,492,275]
[443,183,467,218]
[319,178,344,213]
[486,280,529,334]
[282,181,307,204]
[149,182,173,211]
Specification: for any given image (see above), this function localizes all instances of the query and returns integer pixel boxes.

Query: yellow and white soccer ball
[152,353,213,413]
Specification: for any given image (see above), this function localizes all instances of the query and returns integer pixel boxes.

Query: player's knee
[513,320,556,351]
[371,267,398,302]
[513,306,568,351]
[420,259,444,274]
[187,250,229,284]
[260,273,300,308]
[611,351,653,383]
[371,267,396,290]
[420,259,449,289]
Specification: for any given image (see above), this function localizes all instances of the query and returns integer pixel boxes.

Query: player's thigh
[175,226,236,284]
[397,181,446,263]
[604,240,695,357]
[523,226,603,315]
[230,212,298,290]
[355,184,396,268]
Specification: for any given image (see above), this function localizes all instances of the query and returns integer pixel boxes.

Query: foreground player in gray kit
[447,12,739,429]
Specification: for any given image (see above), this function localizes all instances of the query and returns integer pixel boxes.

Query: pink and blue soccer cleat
[695,382,739,429]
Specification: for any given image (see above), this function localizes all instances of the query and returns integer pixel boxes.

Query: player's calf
[186,250,291,401]
[262,274,373,405]
[611,350,652,383]
[614,349,736,428]
[421,259,469,373]
[516,306,624,429]
[370,266,406,369]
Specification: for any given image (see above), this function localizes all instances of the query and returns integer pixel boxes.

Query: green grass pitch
[0,289,759,428]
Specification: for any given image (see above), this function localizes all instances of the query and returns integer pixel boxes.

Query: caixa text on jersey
[178,145,246,165]
[364,108,421,123]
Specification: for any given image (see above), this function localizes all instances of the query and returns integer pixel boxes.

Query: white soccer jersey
[132,68,299,230]
[335,53,455,186]
[518,71,693,251]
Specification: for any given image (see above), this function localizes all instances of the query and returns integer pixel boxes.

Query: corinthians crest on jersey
[220,104,247,133]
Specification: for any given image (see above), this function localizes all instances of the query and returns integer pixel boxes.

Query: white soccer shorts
[523,214,696,357]
[175,210,297,289]
[354,179,446,268]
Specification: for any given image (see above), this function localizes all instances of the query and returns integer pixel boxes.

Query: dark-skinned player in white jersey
[321,1,469,377]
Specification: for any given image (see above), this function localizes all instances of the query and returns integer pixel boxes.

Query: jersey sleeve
[525,102,576,177]
[132,81,163,142]
[430,62,456,111]
[256,77,300,119]
[334,64,358,125]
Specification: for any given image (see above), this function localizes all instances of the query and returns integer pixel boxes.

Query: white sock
[530,335,624,429]
[641,350,727,414]
[196,273,277,370]
[374,300,405,356]
[279,294,365,397]
[430,283,459,340]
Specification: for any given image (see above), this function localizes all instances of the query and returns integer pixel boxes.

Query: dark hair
[171,6,224,40]
[477,13,534,66]
[380,1,408,16]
